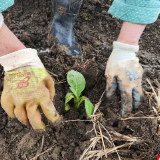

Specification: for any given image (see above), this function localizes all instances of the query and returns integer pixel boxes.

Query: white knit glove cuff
[109,41,139,60]
[0,13,4,29]
[0,48,44,71]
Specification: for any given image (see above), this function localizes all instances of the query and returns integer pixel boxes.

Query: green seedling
[11,134,18,142]
[85,17,88,20]
[65,70,94,118]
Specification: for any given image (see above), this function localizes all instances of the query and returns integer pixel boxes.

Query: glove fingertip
[51,95,54,101]
[121,105,125,117]
[132,89,141,107]
[121,104,132,117]
[10,114,16,119]
[106,80,117,99]
[106,91,114,98]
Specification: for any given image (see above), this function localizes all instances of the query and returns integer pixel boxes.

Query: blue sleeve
[108,0,160,24]
[0,0,14,13]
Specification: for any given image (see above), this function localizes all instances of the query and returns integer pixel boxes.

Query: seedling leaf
[65,92,74,104]
[65,103,71,111]
[77,96,85,109]
[69,87,78,98]
[65,92,74,111]
[67,70,85,98]
[84,98,94,118]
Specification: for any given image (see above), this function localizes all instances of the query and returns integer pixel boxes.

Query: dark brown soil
[1,0,160,159]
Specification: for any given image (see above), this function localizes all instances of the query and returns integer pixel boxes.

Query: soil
[1,0,160,159]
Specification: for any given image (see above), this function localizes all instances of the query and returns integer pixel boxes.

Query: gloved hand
[0,48,62,129]
[105,41,143,117]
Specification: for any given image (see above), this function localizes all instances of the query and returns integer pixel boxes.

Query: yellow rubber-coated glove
[0,48,62,130]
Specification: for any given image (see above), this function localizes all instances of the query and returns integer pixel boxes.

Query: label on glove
[5,68,47,95]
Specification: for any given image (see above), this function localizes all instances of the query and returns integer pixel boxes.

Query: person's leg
[0,24,26,56]
[117,21,146,46]
[51,0,83,56]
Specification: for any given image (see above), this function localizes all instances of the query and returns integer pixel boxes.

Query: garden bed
[1,0,160,159]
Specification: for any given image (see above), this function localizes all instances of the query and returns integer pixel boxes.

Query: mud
[1,0,160,159]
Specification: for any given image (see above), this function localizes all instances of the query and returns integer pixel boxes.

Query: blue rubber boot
[51,0,83,56]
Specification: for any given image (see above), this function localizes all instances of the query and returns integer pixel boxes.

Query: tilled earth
[1,0,160,159]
